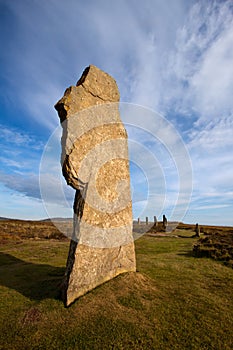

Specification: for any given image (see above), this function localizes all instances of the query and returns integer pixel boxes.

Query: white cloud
[0,157,22,169]
[191,24,233,119]
[163,0,233,117]
[188,116,233,151]
[193,204,230,210]
[1,125,32,145]
[0,124,44,150]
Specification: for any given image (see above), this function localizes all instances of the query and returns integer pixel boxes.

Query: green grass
[0,235,233,349]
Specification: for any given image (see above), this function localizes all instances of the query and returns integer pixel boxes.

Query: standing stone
[154,216,158,226]
[146,217,149,225]
[163,214,168,230]
[55,65,136,306]
[195,223,200,237]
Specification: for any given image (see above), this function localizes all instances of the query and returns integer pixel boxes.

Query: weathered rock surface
[55,65,136,306]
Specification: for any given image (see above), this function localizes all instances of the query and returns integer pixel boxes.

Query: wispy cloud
[0,125,44,178]
[163,0,233,115]
[193,204,230,210]
[0,172,40,199]
[0,125,43,148]
[0,124,44,150]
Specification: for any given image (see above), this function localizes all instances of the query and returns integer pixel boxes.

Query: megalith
[55,65,136,306]
[195,223,200,237]
[163,214,168,230]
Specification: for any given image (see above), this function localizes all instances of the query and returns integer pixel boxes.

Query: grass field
[0,223,233,349]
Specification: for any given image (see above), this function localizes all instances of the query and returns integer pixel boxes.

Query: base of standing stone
[61,240,136,307]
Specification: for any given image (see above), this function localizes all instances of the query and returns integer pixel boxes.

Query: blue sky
[0,0,233,225]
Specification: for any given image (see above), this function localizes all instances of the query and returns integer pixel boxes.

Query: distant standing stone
[163,214,168,230]
[195,223,200,237]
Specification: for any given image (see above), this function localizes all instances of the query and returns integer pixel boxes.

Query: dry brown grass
[0,219,69,242]
[193,231,233,267]
[177,222,233,235]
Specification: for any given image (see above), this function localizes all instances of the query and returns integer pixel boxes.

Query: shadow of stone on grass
[0,252,65,301]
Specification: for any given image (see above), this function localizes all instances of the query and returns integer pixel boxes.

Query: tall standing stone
[55,65,136,306]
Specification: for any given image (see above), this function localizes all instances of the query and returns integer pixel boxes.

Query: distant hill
[0,217,14,221]
[0,217,72,222]
[40,217,72,222]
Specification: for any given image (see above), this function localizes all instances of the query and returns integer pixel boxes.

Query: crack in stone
[80,82,107,102]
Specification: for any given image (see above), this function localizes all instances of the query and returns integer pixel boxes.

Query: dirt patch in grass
[21,307,42,325]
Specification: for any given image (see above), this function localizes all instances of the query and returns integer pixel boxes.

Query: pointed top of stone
[54,65,120,123]
[76,65,120,102]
